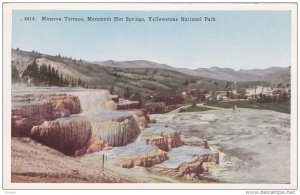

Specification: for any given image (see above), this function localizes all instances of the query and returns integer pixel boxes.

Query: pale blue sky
[12,10,291,70]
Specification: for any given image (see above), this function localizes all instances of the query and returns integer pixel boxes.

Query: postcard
[2,2,298,190]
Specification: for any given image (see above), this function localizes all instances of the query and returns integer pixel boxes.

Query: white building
[272,88,290,95]
[217,94,228,101]
[245,86,272,98]
[231,90,238,95]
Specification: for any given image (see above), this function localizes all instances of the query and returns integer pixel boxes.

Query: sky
[12,10,291,70]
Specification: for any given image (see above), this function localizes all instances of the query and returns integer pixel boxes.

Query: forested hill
[12,49,231,99]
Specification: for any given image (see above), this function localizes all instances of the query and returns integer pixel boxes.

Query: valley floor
[206,100,290,114]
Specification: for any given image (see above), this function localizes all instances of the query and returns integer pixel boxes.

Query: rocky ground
[11,137,135,183]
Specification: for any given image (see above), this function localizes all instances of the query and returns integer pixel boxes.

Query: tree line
[257,92,289,104]
[12,59,86,87]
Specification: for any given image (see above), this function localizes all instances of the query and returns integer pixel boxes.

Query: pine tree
[110,86,114,95]
[11,64,20,83]
[39,64,47,82]
[183,79,189,87]
[124,87,130,99]
[23,59,38,79]
[64,78,68,86]
[51,67,55,74]
[60,73,63,86]
[47,64,51,73]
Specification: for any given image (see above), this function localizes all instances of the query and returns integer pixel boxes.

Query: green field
[179,106,214,113]
[206,100,290,114]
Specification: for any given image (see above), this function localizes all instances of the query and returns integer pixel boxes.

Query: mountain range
[11,49,290,98]
[96,60,290,83]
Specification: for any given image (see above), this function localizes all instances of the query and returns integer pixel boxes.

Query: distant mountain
[193,67,261,82]
[95,60,290,83]
[96,60,201,78]
[238,67,290,76]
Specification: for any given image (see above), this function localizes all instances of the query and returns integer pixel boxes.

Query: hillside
[11,49,229,99]
[96,60,290,84]
[97,60,173,70]
[238,66,291,85]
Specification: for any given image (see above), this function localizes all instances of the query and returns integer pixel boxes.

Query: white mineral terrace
[87,124,178,161]
[91,140,159,160]
[152,109,290,183]
[82,123,217,174]
[11,87,139,146]
[12,86,114,114]
[142,123,180,135]
[157,145,212,169]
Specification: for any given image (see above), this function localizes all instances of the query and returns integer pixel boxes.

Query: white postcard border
[2,2,298,190]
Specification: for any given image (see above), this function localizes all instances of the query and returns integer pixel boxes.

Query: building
[188,88,208,98]
[149,93,185,106]
[145,102,165,113]
[149,94,165,102]
[217,94,228,101]
[245,86,272,98]
[164,95,184,106]
[215,91,227,96]
[205,94,212,100]
[272,88,288,95]
[117,99,140,110]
